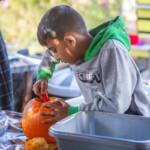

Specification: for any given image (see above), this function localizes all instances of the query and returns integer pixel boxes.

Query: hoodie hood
[83,16,131,62]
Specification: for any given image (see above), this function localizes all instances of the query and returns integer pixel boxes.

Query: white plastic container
[48,68,82,97]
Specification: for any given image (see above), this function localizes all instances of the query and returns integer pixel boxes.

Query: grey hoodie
[72,39,150,116]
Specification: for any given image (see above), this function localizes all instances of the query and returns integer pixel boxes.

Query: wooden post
[21,71,33,112]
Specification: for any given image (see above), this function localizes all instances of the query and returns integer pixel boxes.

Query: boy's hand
[40,98,70,123]
[33,78,48,98]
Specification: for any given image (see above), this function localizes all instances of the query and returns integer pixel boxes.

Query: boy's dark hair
[37,5,87,46]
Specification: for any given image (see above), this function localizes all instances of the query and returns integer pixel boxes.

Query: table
[0,110,57,150]
[130,44,150,85]
[9,53,41,112]
[0,110,25,149]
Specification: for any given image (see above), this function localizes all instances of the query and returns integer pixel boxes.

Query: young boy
[33,5,150,123]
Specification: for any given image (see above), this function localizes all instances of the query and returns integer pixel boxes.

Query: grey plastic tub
[50,111,150,150]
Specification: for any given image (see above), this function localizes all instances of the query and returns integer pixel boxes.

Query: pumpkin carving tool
[43,90,49,102]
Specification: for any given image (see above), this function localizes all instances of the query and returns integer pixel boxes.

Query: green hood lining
[83,16,131,62]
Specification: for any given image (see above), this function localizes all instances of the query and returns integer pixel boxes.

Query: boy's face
[46,35,81,65]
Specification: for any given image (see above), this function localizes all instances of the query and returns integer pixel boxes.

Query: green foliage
[0,0,122,54]
[78,0,122,29]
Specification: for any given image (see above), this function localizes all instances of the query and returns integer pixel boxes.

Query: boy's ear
[64,35,76,48]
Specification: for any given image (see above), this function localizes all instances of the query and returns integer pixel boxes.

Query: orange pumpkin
[22,97,59,143]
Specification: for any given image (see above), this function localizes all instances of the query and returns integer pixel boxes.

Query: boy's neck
[79,32,93,58]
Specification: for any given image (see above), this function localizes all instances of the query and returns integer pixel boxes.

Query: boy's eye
[54,49,57,53]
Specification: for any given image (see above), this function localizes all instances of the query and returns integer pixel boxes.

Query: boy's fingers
[56,98,68,106]
[43,102,52,108]
[33,84,42,98]
[40,111,56,116]
[34,88,41,97]
[41,82,46,95]
[43,102,59,109]
[42,117,58,124]
[37,90,43,99]
[50,103,60,109]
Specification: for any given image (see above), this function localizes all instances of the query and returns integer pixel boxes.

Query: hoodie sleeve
[37,49,60,81]
[79,44,137,113]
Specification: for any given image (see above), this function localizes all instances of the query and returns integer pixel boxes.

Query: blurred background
[0,0,125,54]
[1,0,150,112]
